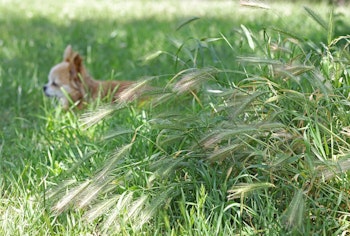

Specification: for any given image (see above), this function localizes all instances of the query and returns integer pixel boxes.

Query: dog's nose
[43,85,47,92]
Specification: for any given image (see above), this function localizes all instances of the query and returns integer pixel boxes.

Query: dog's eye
[52,82,58,86]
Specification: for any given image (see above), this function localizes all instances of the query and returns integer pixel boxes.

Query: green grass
[1,0,350,235]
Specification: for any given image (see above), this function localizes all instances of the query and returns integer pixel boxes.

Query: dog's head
[43,45,85,109]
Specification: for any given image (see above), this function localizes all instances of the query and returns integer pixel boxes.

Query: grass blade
[281,189,305,231]
[176,17,200,31]
[241,24,255,50]
[327,8,334,45]
[318,156,350,180]
[304,6,327,30]
[52,180,91,213]
[227,182,275,200]
[240,0,270,9]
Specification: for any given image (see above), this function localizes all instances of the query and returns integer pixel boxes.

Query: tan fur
[43,45,143,109]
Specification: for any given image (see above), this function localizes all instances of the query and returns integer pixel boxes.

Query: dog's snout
[43,85,50,97]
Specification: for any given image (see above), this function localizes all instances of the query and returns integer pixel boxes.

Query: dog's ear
[63,45,73,61]
[72,53,83,74]
[64,45,83,72]
[69,53,84,85]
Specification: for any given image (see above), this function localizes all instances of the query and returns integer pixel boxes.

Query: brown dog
[43,45,145,109]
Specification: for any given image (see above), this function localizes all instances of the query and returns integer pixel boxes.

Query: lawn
[1,0,350,235]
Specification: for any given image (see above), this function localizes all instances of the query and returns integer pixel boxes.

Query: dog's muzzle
[43,85,50,96]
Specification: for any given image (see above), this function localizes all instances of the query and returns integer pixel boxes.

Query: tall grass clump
[46,5,350,235]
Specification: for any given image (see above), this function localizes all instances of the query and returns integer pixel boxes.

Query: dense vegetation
[1,0,350,235]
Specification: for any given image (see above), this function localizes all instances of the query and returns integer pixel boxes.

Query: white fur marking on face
[44,62,72,99]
